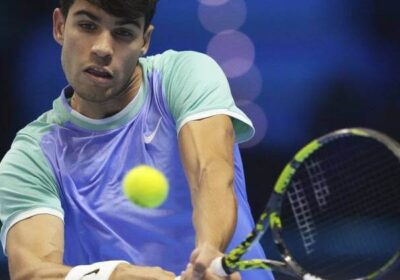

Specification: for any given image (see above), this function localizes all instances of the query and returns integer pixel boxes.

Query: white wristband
[210,256,229,277]
[65,260,129,280]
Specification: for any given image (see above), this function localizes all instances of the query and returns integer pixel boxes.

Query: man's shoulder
[0,110,60,184]
[13,110,59,148]
[142,49,216,73]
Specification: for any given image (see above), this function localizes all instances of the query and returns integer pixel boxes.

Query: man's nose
[91,31,113,64]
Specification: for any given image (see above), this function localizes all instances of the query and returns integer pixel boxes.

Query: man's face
[53,0,153,102]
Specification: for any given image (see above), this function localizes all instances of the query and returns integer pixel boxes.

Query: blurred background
[0,0,399,279]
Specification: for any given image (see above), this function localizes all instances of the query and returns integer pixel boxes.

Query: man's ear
[53,8,66,46]
[141,25,154,56]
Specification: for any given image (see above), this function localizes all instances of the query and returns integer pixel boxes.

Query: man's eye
[79,22,96,31]
[114,29,134,38]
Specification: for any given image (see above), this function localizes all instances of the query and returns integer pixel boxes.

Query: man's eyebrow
[73,10,100,22]
[73,10,142,29]
[115,18,142,29]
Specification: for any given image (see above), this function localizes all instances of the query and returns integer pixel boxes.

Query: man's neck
[71,65,143,119]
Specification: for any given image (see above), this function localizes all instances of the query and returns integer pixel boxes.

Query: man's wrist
[65,260,129,280]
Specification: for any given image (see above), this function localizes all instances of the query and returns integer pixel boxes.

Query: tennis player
[0,1,274,279]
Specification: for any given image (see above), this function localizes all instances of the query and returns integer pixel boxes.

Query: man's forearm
[192,161,237,251]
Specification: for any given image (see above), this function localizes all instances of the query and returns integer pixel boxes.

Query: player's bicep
[7,214,64,277]
[178,114,235,190]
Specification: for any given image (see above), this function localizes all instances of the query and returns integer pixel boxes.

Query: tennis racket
[179,128,400,279]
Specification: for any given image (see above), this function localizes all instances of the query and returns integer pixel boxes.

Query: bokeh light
[198,0,247,34]
[229,65,263,101]
[197,0,230,7]
[207,30,255,78]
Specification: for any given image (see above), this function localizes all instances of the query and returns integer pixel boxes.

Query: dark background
[0,0,399,279]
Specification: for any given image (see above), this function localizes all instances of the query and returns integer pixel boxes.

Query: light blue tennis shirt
[0,50,274,279]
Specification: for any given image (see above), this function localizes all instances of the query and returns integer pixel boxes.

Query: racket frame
[221,128,400,279]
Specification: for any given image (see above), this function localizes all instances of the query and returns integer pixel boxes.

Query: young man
[0,0,274,279]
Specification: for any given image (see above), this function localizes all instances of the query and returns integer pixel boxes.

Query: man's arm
[7,214,70,280]
[178,114,238,278]
[6,214,176,280]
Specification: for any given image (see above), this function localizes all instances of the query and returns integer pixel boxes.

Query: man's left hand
[179,244,241,280]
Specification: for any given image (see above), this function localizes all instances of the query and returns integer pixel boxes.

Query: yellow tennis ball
[122,165,169,208]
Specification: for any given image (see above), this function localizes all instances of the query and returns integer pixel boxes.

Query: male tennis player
[0,0,274,279]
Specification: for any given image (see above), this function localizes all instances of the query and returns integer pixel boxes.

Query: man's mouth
[84,67,113,79]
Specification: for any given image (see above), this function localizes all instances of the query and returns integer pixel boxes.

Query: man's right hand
[111,263,176,280]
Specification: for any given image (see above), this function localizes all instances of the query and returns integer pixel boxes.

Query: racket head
[268,128,400,279]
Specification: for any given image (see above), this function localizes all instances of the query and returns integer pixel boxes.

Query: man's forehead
[71,0,145,27]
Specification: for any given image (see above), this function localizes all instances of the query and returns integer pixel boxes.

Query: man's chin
[73,86,116,103]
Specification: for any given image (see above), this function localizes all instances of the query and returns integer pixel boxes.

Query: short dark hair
[59,0,158,29]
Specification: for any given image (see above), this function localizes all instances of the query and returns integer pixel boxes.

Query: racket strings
[280,136,400,279]
[310,139,399,217]
[286,180,317,255]
[327,151,397,216]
